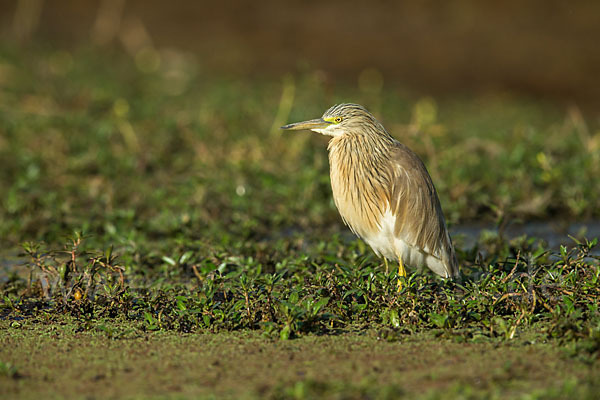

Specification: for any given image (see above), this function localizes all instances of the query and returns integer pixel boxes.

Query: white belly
[362,209,451,277]
[363,210,426,267]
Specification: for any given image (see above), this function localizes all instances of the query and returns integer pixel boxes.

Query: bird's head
[281,103,386,138]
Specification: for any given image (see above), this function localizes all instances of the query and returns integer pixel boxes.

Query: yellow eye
[334,116,342,123]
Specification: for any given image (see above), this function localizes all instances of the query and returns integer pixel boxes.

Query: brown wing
[387,142,458,276]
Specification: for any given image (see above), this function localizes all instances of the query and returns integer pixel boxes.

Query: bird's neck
[327,132,395,167]
[327,132,396,236]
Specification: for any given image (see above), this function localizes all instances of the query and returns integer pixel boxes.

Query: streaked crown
[323,103,389,138]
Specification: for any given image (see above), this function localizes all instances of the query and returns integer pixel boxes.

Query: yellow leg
[397,257,406,291]
[384,258,390,274]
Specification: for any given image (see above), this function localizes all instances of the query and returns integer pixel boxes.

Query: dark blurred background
[1,0,599,108]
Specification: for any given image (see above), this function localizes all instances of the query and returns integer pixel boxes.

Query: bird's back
[328,135,458,278]
[387,142,458,278]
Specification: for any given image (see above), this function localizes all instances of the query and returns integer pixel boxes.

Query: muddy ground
[1,319,599,399]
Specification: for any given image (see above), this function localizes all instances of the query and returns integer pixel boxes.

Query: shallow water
[0,251,27,283]
[450,219,600,250]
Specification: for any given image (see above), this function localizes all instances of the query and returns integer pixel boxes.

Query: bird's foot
[397,259,406,292]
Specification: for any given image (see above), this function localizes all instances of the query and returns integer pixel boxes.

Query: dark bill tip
[279,118,330,131]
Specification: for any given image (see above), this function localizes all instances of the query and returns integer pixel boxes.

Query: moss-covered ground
[2,319,599,399]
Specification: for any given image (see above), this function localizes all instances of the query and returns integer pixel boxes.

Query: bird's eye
[334,116,343,123]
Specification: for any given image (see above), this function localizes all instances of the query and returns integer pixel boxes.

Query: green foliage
[0,43,599,400]
[3,233,598,350]
[1,45,600,252]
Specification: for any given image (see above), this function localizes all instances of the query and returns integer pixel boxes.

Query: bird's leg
[384,258,390,274]
[397,257,406,291]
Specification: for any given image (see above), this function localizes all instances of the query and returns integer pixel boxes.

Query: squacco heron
[281,103,459,284]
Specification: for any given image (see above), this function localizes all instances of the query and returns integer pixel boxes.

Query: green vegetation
[1,45,599,398]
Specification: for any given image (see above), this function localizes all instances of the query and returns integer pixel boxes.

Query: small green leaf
[162,256,176,266]
[280,324,291,340]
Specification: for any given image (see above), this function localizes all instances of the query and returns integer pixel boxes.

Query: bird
[281,103,459,285]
